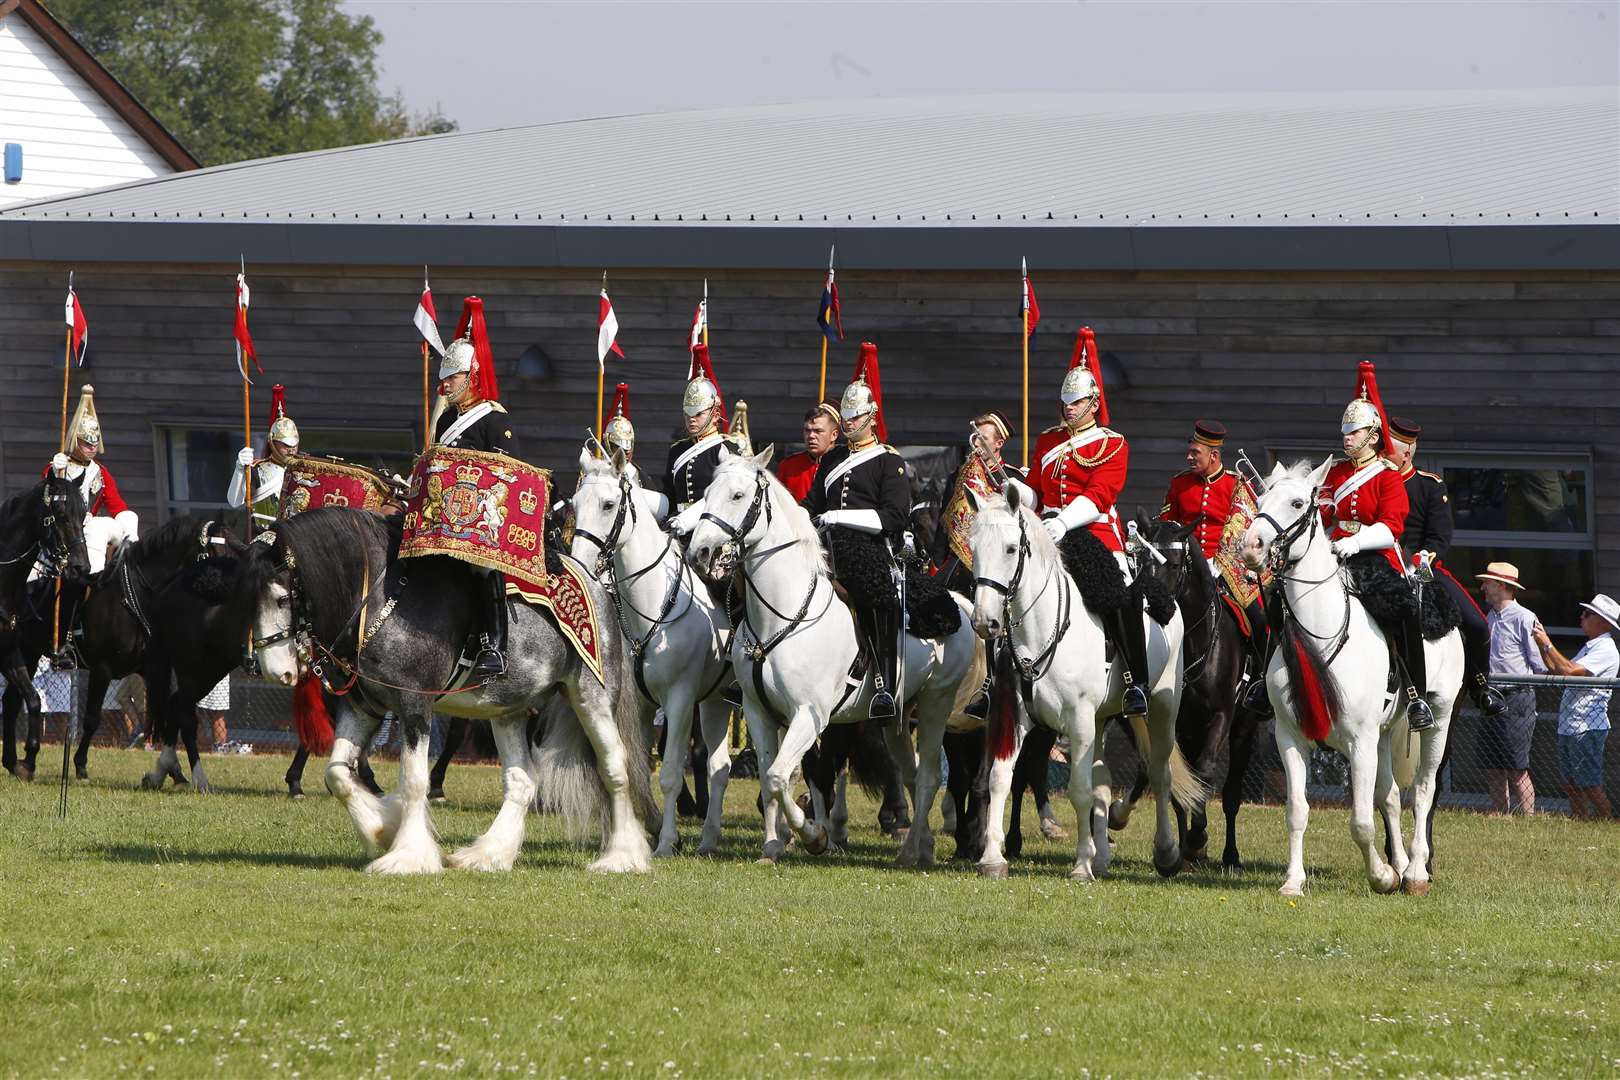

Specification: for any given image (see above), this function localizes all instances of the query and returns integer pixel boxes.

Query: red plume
[452,296,500,403]
[266,383,288,433]
[852,341,888,444]
[1067,327,1109,428]
[687,343,729,432]
[1352,359,1390,450]
[292,673,334,756]
[608,382,630,419]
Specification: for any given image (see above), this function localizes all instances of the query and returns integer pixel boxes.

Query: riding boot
[472,570,508,679]
[1460,621,1505,716]
[963,640,993,721]
[866,599,900,722]
[1398,609,1435,731]
[1106,601,1150,718]
[1238,599,1273,715]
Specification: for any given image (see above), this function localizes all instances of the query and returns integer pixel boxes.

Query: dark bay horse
[0,476,91,780]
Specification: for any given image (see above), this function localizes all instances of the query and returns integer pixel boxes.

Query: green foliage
[46,0,455,166]
[2,750,1616,1076]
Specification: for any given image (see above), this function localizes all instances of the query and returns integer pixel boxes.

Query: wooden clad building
[1,90,1616,629]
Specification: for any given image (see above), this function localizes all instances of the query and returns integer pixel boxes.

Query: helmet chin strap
[1346,428,1378,462]
[846,413,876,447]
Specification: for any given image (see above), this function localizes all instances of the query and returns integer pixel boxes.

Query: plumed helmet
[1341,398,1381,435]
[439,336,475,380]
[604,415,635,455]
[65,384,102,451]
[840,377,877,422]
[269,415,300,448]
[1059,365,1099,405]
[683,375,719,417]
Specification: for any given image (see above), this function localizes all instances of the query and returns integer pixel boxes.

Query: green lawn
[2,748,1617,1078]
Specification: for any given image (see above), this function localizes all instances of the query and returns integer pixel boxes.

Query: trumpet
[969,424,1010,491]
[1234,447,1266,495]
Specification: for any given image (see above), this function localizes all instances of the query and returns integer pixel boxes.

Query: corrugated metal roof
[2,88,1614,226]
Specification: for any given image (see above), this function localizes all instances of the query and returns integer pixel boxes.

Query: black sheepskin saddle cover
[1344,552,1459,641]
[828,531,961,640]
[1056,528,1175,625]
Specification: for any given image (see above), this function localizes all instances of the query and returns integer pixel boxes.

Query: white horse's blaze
[1242,458,1462,897]
[254,580,300,686]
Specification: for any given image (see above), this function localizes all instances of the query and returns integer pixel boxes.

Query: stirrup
[869,689,897,721]
[1406,695,1435,732]
[1474,676,1505,717]
[963,679,992,721]
[1121,683,1148,718]
[722,682,743,708]
[472,646,507,679]
[1240,677,1273,716]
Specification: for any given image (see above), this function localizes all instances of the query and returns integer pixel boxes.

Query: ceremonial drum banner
[942,457,997,570]
[400,447,602,682]
[1216,494,1272,608]
[279,456,394,518]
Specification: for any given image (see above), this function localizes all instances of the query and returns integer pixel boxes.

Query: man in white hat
[1533,592,1618,820]
[1477,562,1544,814]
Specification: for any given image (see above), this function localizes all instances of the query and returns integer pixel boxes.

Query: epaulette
[488,402,508,414]
[1041,424,1064,435]
[1418,469,1444,483]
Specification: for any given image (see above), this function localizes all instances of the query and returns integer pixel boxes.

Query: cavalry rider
[1031,327,1149,719]
[599,381,670,520]
[667,344,741,535]
[435,298,519,679]
[1158,419,1271,713]
[47,385,137,576]
[1386,415,1504,716]
[1320,361,1433,730]
[803,343,910,721]
[776,401,841,502]
[228,383,299,530]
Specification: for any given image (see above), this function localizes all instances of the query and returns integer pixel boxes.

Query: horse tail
[291,673,334,756]
[1127,712,1209,809]
[605,630,657,824]
[1391,713,1419,789]
[988,642,1020,762]
[1279,618,1338,743]
[845,721,893,802]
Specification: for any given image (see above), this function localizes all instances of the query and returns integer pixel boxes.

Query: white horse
[1241,458,1463,897]
[965,485,1201,880]
[571,449,735,857]
[684,446,980,868]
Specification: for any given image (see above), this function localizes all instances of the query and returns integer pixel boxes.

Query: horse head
[39,473,91,584]
[1140,514,1201,596]
[244,528,303,687]
[685,443,776,583]
[964,482,1049,640]
[570,446,638,577]
[1243,457,1332,573]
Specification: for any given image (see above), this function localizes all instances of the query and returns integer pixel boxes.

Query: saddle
[1057,528,1176,625]
[1342,553,1460,641]
[824,530,961,640]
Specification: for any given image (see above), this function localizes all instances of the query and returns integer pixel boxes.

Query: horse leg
[1376,729,1409,885]
[1276,719,1311,896]
[3,665,43,783]
[178,700,210,795]
[2,685,17,776]
[760,708,828,857]
[830,773,850,849]
[448,716,534,871]
[1349,733,1398,894]
[1108,717,1147,830]
[1023,725,1065,840]
[74,671,110,781]
[1403,724,1446,896]
[896,709,946,869]
[286,744,310,800]
[429,716,467,802]
[323,703,394,856]
[1221,707,1261,869]
[565,670,653,875]
[1006,735,1030,860]
[695,699,732,856]
[977,718,1027,879]
[1145,710,1186,879]
[742,699,785,863]
[652,685,699,857]
[366,703,443,875]
[941,730,974,860]
[1063,710,1100,882]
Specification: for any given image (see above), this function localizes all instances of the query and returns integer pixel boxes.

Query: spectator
[1532,593,1618,821]
[196,674,243,754]
[1477,562,1544,815]
[100,674,148,749]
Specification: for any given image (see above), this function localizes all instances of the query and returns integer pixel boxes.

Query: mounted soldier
[1319,361,1434,731]
[47,385,137,577]
[1158,419,1272,714]
[776,401,841,502]
[599,381,669,520]
[1385,415,1503,716]
[228,383,299,530]
[433,297,519,679]
[802,343,910,721]
[667,344,743,535]
[1030,327,1149,719]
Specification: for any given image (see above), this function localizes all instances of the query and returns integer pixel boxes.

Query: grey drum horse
[247,507,654,874]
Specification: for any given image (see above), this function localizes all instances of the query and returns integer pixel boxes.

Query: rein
[975,513,1070,691]
[1261,486,1353,667]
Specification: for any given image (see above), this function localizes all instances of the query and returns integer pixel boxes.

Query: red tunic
[43,460,129,518]
[1318,457,1408,573]
[1031,423,1128,552]
[1160,468,1251,559]
[776,450,822,503]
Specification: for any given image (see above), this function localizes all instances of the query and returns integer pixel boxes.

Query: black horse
[1126,515,1263,868]
[0,475,91,780]
[942,721,1063,861]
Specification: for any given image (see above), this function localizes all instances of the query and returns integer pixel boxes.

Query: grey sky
[347,1,1618,132]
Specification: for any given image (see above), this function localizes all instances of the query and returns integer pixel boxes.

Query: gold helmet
[1341,361,1389,442]
[1059,365,1099,406]
[267,384,299,449]
[839,378,877,423]
[603,382,634,456]
[439,335,475,380]
[65,384,102,451]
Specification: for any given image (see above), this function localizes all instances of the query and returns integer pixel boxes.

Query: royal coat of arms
[278,455,394,519]
[399,446,552,590]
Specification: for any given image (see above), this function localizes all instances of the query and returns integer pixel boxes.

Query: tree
[48,0,456,167]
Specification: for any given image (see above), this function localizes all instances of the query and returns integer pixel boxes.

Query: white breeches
[84,512,138,574]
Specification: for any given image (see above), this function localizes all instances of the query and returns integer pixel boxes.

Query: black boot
[963,639,993,721]
[865,600,899,722]
[1398,610,1434,731]
[1107,602,1149,718]
[472,570,508,679]
[1460,624,1505,716]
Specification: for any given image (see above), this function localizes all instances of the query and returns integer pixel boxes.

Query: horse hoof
[1401,878,1432,897]
[1039,820,1069,841]
[802,824,830,856]
[754,855,779,866]
[1155,850,1185,878]
[289,791,305,802]
[15,766,34,784]
[428,790,447,804]
[696,840,719,858]
[140,773,162,790]
[978,861,1010,880]
[1279,881,1305,897]
[75,765,89,782]
[1067,866,1096,884]
[1183,846,1209,866]
[1107,801,1131,831]
[1371,868,1399,895]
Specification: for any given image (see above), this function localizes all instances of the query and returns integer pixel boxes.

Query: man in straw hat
[1533,592,1618,820]
[1476,562,1545,814]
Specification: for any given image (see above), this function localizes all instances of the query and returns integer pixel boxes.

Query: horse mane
[246,509,393,645]
[712,453,828,574]
[107,514,206,577]
[972,494,1058,565]
[1263,458,1341,739]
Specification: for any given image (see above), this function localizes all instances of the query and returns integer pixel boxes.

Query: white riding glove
[1330,535,1360,560]
[669,503,704,536]
[816,509,883,535]
[1041,517,1067,544]
[114,510,139,543]
[632,487,670,522]
[1334,522,1394,560]
[50,453,69,475]
[1042,496,1101,545]
[236,446,255,468]
[1003,475,1037,507]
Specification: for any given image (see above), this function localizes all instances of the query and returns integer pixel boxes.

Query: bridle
[1254,484,1353,665]
[575,471,697,661]
[972,511,1069,685]
[4,482,83,576]
[1147,528,1221,683]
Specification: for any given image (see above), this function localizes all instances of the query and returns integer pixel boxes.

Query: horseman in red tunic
[1031,327,1148,719]
[1319,361,1434,730]
[47,385,137,577]
[776,401,840,503]
[1159,419,1272,713]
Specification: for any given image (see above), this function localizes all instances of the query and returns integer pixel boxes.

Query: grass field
[2,748,1617,1078]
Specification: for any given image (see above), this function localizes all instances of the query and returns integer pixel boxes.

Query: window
[157,425,418,524]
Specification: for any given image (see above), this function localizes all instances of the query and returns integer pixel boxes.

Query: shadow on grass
[92,842,359,870]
